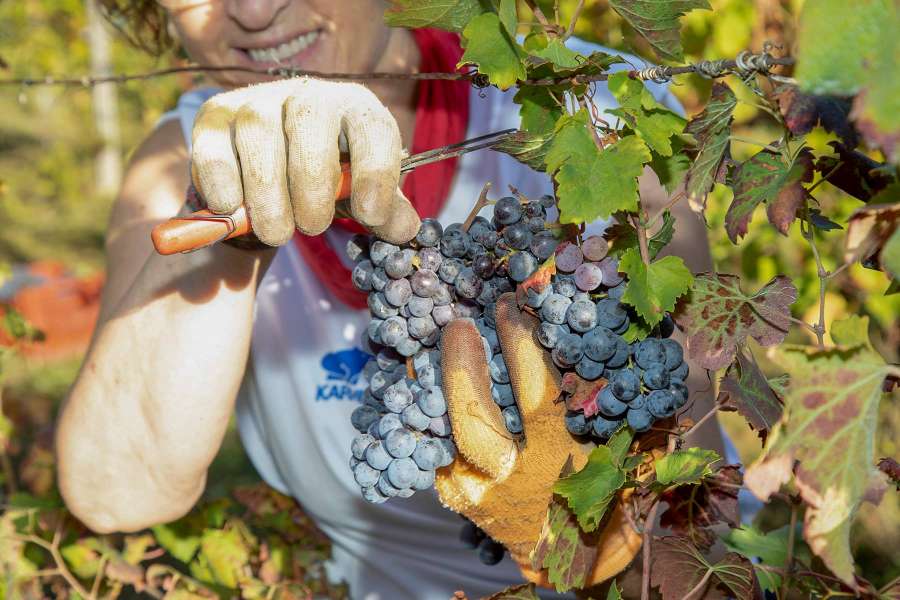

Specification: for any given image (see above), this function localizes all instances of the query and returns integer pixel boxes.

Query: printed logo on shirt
[316,347,370,402]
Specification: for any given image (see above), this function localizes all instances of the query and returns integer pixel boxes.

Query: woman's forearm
[56,245,272,532]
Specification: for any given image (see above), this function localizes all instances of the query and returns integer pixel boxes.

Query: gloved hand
[190,78,421,246]
[436,293,642,586]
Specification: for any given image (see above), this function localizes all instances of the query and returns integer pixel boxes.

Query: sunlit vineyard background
[0,0,897,597]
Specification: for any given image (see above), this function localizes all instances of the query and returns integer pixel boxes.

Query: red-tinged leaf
[651,537,757,600]
[745,317,898,585]
[659,466,742,549]
[877,458,900,489]
[559,372,608,418]
[676,274,797,371]
[685,83,737,208]
[516,254,556,308]
[726,148,814,242]
[484,583,540,600]
[717,349,784,441]
[844,197,900,268]
[530,497,600,593]
[774,85,857,147]
[814,141,894,202]
[608,0,711,61]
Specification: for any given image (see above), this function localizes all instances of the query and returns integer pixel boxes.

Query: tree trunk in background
[86,0,122,197]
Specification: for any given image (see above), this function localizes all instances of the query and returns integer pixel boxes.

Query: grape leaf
[530,497,600,592]
[605,210,675,261]
[685,83,737,207]
[459,13,526,90]
[553,429,632,532]
[498,0,517,37]
[659,465,741,549]
[650,142,692,195]
[608,0,711,61]
[514,86,565,135]
[544,110,597,173]
[491,130,553,171]
[620,248,693,327]
[885,228,900,280]
[814,142,894,202]
[531,39,582,68]
[745,317,897,585]
[676,274,797,371]
[654,448,721,487]
[485,582,540,599]
[384,0,487,32]
[606,72,687,157]
[607,580,623,600]
[845,200,900,270]
[723,525,812,593]
[717,349,783,441]
[651,537,756,600]
[795,0,900,161]
[725,148,814,243]
[193,527,251,589]
[559,372,607,418]
[773,85,857,147]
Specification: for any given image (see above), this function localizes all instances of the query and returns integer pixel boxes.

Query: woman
[55,1,726,597]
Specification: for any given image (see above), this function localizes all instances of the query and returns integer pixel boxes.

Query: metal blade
[399,128,517,173]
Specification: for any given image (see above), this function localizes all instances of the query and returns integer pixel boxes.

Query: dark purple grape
[346,234,370,262]
[493,196,522,225]
[384,250,414,279]
[566,411,591,435]
[592,416,623,439]
[583,326,617,362]
[576,356,604,380]
[574,262,603,291]
[539,194,556,208]
[598,386,628,417]
[552,333,583,366]
[643,363,670,390]
[417,247,443,272]
[440,228,470,258]
[460,520,486,549]
[369,241,399,266]
[454,267,483,299]
[634,338,666,370]
[610,368,640,401]
[368,292,399,319]
[501,406,523,434]
[660,338,683,370]
[658,314,675,339]
[669,380,689,407]
[582,235,608,261]
[647,389,676,418]
[524,201,545,219]
[480,230,499,249]
[508,251,537,282]
[626,407,653,432]
[671,361,689,381]
[540,294,572,325]
[410,269,441,298]
[416,218,443,247]
[503,222,532,250]
[538,322,564,349]
[606,338,630,369]
[527,216,545,233]
[566,300,598,333]
[384,278,412,307]
[598,257,623,287]
[555,242,584,273]
[351,260,374,291]
[530,231,558,261]
[472,254,495,279]
[438,258,465,284]
[596,298,627,330]
[478,539,505,565]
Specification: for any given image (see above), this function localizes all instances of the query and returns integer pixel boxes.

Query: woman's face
[162,0,394,88]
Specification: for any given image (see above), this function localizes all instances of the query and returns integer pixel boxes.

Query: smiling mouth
[241,30,322,63]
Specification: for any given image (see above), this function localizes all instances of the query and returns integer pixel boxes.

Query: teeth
[248,30,319,63]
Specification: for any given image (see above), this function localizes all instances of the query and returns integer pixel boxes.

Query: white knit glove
[190,78,421,246]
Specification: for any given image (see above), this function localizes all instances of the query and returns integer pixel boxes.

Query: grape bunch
[345,194,555,505]
[530,238,690,439]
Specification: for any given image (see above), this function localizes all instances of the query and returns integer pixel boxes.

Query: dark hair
[96,0,173,56]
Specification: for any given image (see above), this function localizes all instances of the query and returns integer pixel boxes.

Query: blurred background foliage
[0,0,897,597]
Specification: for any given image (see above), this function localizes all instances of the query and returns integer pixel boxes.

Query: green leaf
[384,0,488,32]
[545,110,596,173]
[607,580,623,600]
[796,0,900,160]
[61,541,101,580]
[556,136,652,224]
[881,226,900,279]
[193,527,251,589]
[745,318,897,585]
[620,248,693,326]
[607,426,634,466]
[530,498,599,592]
[531,39,582,69]
[498,0,517,37]
[491,130,554,171]
[654,448,721,487]
[152,522,201,564]
[650,144,691,195]
[723,525,812,592]
[684,83,737,206]
[608,0,711,61]
[553,445,628,532]
[717,349,784,441]
[677,274,797,371]
[460,13,526,90]
[606,72,686,156]
[515,86,565,135]
[725,148,814,243]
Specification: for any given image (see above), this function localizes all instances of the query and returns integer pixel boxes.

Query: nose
[225,0,291,31]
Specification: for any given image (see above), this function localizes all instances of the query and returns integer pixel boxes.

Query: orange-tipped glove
[436,293,642,586]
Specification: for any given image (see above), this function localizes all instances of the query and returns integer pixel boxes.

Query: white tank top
[160,40,707,599]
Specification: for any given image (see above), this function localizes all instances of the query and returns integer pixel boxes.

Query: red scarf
[292,29,470,309]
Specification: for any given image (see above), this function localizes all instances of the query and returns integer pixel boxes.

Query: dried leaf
[745,317,897,585]
[877,458,900,489]
[685,83,737,208]
[484,582,540,599]
[559,372,608,418]
[516,254,555,308]
[845,198,900,268]
[676,274,797,371]
[717,349,784,441]
[492,130,554,171]
[651,536,756,600]
[530,498,599,592]
[774,85,857,146]
[659,465,741,549]
[726,148,814,242]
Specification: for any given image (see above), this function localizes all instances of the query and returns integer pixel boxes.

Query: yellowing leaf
[608,0,711,61]
[530,498,599,592]
[459,13,526,90]
[677,274,797,371]
[384,0,486,32]
[620,248,693,327]
[654,448,721,487]
[685,83,737,206]
[745,318,898,585]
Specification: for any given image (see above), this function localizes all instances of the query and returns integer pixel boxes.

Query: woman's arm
[55,119,274,533]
